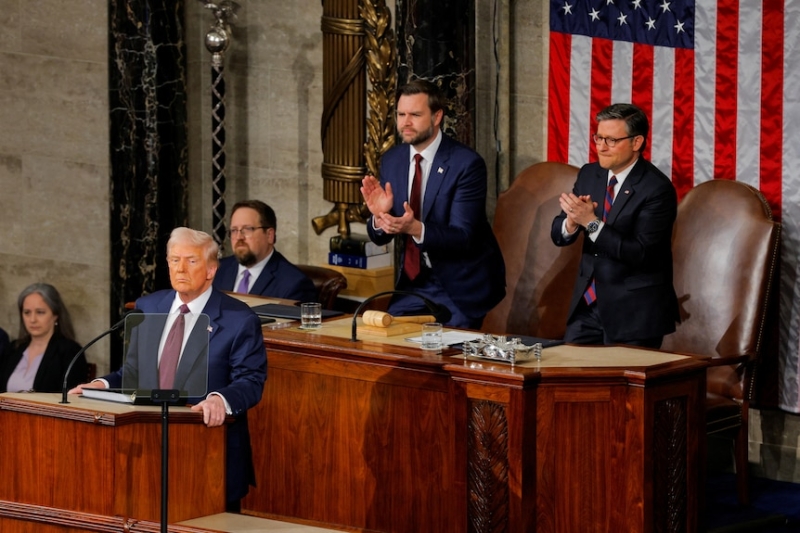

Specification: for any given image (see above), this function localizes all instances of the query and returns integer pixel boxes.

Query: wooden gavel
[361,310,436,328]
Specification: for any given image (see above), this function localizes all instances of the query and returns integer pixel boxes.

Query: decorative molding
[653,396,688,533]
[361,0,397,180]
[467,399,510,533]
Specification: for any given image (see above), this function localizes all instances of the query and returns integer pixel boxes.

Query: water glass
[300,302,322,329]
[421,322,443,352]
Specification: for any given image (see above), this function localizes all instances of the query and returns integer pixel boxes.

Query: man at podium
[71,227,267,510]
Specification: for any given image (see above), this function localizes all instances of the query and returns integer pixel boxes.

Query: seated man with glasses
[550,103,679,349]
[213,200,317,302]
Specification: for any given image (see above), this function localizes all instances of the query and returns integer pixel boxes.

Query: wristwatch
[586,219,601,234]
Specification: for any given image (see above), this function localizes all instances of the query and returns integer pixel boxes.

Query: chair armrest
[705,354,751,367]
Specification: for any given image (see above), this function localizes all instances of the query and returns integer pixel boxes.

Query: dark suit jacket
[367,134,506,319]
[0,328,9,366]
[213,251,317,302]
[0,331,85,393]
[102,288,267,502]
[551,157,679,342]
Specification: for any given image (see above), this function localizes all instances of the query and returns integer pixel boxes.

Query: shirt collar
[171,285,213,315]
[410,129,443,164]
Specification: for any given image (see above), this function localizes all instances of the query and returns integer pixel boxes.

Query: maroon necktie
[159,304,189,388]
[583,176,618,305]
[403,154,423,280]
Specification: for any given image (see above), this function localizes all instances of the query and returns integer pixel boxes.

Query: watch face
[587,220,600,233]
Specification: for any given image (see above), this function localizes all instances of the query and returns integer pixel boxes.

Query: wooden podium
[0,393,226,532]
[242,320,707,533]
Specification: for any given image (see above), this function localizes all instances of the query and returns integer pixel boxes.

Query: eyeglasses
[592,134,637,147]
[227,226,268,238]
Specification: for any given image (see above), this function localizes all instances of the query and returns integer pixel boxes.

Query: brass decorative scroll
[313,0,396,237]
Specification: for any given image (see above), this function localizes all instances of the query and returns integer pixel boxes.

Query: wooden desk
[0,393,226,532]
[243,322,706,533]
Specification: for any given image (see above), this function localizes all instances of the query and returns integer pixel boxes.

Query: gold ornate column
[313,0,396,238]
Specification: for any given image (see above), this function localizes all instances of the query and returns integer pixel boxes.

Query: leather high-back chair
[296,264,348,310]
[483,162,582,338]
[661,179,780,505]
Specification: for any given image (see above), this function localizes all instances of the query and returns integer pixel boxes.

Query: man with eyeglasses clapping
[213,200,316,302]
[551,103,679,349]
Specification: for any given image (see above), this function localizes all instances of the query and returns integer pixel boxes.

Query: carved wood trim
[467,399,510,533]
[653,396,688,533]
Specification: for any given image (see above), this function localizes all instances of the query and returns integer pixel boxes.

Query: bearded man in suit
[214,200,316,302]
[360,79,506,329]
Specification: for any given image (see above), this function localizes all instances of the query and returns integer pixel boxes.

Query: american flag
[548,0,800,412]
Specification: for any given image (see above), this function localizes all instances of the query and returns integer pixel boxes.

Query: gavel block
[358,310,436,337]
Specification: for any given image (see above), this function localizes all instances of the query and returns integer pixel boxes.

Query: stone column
[109,0,188,367]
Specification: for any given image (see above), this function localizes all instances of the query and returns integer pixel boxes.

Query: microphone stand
[350,290,452,342]
[59,311,138,404]
[150,388,182,533]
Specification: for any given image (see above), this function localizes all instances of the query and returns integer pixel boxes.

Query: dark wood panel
[113,422,226,522]
[245,348,457,532]
[0,394,226,528]
[0,411,116,515]
[245,332,705,533]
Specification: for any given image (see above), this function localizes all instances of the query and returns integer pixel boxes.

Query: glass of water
[421,322,443,352]
[300,302,322,329]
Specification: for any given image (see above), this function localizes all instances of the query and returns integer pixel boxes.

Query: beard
[403,123,435,146]
[234,246,257,267]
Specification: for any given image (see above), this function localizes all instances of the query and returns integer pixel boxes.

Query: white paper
[405,331,482,346]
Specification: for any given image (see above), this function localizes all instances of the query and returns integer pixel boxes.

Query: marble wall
[185,1,334,265]
[0,1,110,364]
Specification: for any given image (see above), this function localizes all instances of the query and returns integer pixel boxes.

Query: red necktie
[159,304,189,388]
[583,176,618,305]
[403,154,423,281]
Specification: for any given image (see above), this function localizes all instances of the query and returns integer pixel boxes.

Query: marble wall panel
[0,0,108,372]
[248,165,334,265]
[233,3,324,73]
[186,0,326,265]
[0,93,107,165]
[0,0,22,53]
[22,0,107,62]
[511,93,547,176]
[509,0,548,179]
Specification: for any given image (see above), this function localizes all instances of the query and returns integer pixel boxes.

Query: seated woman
[0,283,87,393]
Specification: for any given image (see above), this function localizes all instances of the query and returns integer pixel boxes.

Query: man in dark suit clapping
[361,80,506,329]
[551,103,679,348]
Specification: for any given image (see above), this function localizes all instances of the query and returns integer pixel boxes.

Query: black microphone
[60,309,144,404]
[350,291,451,342]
